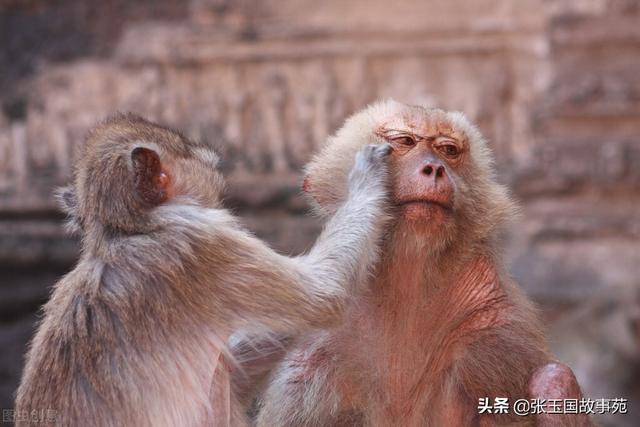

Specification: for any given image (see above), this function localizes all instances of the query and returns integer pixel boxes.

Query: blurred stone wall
[1,1,639,425]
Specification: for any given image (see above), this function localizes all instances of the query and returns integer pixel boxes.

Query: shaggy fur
[254,100,591,426]
[15,114,392,426]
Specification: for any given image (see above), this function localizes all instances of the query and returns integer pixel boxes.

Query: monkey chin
[396,201,456,249]
[399,201,451,225]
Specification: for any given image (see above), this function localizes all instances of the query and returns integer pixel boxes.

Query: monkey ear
[54,185,83,234]
[131,147,170,206]
[301,174,335,217]
[301,176,312,193]
[54,185,78,216]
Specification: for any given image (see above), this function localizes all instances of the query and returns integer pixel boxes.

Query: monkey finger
[363,144,377,157]
[375,142,393,157]
[354,144,375,168]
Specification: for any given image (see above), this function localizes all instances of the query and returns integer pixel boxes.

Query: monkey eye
[391,136,416,147]
[438,143,461,157]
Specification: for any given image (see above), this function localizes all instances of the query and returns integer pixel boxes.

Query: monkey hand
[347,143,392,198]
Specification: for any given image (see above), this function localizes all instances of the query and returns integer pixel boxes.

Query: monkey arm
[224,193,388,406]
[218,188,387,331]
[155,188,386,334]
[295,187,388,291]
[156,144,388,334]
[294,143,391,297]
[226,193,386,402]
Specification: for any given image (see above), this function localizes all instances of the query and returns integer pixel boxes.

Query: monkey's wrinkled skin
[15,114,393,427]
[240,100,593,427]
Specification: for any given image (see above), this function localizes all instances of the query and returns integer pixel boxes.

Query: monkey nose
[422,163,446,179]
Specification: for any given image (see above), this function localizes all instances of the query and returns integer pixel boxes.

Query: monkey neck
[81,221,159,256]
[358,227,505,342]
[345,230,504,392]
[80,223,111,256]
[375,226,490,296]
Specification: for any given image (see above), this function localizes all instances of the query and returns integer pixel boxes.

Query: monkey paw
[348,143,392,195]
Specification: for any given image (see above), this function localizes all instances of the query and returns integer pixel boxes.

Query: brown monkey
[15,114,392,427]
[255,100,593,426]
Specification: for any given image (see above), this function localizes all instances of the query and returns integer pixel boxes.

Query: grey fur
[15,114,392,427]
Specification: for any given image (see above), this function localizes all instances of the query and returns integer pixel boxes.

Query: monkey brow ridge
[376,128,452,142]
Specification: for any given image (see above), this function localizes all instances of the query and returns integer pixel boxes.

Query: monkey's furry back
[15,205,242,426]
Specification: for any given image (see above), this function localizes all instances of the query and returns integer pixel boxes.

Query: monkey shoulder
[96,204,244,269]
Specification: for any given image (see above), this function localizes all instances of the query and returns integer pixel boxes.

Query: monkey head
[58,113,225,234]
[304,100,516,251]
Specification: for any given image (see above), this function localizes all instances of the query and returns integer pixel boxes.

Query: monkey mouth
[396,199,453,212]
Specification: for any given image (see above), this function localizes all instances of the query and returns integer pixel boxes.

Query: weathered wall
[1,1,638,425]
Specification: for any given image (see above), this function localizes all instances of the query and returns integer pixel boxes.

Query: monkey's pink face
[304,102,512,251]
[377,113,467,235]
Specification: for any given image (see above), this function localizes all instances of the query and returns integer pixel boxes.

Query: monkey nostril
[436,166,445,178]
[424,165,433,176]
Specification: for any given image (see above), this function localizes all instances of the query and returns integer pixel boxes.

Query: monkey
[14,113,393,427]
[253,100,594,426]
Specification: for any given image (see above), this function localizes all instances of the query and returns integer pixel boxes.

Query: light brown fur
[15,114,392,426]
[255,100,592,426]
